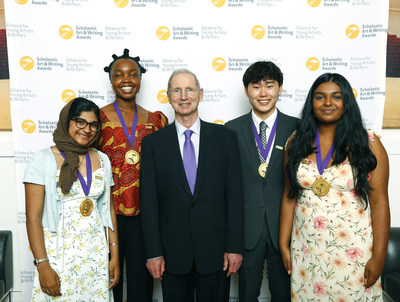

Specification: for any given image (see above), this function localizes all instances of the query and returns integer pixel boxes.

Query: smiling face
[68,111,99,145]
[168,72,203,122]
[245,79,282,120]
[313,81,344,125]
[110,58,141,102]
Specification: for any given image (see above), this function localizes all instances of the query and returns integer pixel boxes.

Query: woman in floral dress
[25,98,119,301]
[280,73,390,301]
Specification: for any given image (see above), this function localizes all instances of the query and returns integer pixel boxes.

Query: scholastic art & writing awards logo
[352,88,358,99]
[212,57,226,71]
[59,25,74,40]
[157,26,171,40]
[212,0,225,7]
[20,56,34,70]
[62,89,76,103]
[307,0,321,7]
[157,90,169,104]
[115,0,129,7]
[346,25,360,39]
[22,120,36,134]
[306,57,320,71]
[251,25,265,40]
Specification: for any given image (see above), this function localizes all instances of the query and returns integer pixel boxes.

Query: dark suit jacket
[225,110,298,251]
[140,120,244,275]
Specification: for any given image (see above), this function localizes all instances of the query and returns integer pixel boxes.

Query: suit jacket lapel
[167,122,193,196]
[192,120,211,199]
[240,112,260,169]
[264,110,286,180]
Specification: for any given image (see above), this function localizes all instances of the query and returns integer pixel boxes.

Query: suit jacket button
[258,203,264,208]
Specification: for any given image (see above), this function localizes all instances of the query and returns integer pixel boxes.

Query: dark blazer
[140,120,244,275]
[225,110,298,251]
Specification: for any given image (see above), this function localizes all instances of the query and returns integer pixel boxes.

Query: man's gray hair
[167,68,201,93]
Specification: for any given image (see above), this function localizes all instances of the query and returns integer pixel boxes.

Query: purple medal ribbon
[314,128,335,175]
[252,117,278,161]
[113,101,138,147]
[59,151,92,196]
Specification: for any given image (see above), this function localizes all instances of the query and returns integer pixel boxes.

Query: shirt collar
[175,117,201,137]
[251,108,278,130]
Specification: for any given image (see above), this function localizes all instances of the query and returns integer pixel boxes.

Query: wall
[0,129,399,302]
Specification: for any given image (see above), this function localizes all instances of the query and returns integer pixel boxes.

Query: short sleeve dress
[30,154,114,302]
[290,130,382,301]
[97,110,168,216]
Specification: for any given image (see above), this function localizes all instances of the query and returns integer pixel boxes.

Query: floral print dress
[290,132,382,302]
[31,166,113,302]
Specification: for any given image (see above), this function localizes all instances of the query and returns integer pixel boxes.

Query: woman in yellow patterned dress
[25,98,120,301]
[280,73,390,301]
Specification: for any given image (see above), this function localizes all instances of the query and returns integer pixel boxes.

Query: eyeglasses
[170,88,197,96]
[71,117,101,132]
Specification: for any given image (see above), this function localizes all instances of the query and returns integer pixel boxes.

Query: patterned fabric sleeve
[366,129,376,142]
[97,109,168,216]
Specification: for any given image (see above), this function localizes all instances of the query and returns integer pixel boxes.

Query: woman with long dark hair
[279,73,390,301]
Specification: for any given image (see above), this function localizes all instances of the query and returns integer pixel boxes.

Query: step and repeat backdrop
[5,0,389,301]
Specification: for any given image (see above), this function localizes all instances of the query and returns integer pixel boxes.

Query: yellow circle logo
[352,88,358,99]
[15,0,29,4]
[22,120,36,134]
[59,25,74,40]
[62,89,76,103]
[307,0,321,7]
[251,25,265,40]
[20,56,34,71]
[212,0,225,7]
[157,90,169,104]
[156,26,171,41]
[212,57,226,72]
[346,25,360,39]
[306,57,320,71]
[214,119,225,125]
[114,0,129,8]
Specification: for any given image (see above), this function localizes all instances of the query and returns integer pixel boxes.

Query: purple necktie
[183,130,196,194]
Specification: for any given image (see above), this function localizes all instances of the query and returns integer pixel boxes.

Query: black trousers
[113,214,153,302]
[161,264,229,302]
[238,217,291,302]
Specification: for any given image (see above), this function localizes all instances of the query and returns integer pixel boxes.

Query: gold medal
[258,162,268,178]
[125,150,140,165]
[312,178,330,196]
[80,198,93,216]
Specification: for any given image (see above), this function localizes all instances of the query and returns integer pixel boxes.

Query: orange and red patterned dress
[97,110,168,216]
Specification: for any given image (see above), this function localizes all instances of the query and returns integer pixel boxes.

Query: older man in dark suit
[226,61,298,302]
[140,69,243,302]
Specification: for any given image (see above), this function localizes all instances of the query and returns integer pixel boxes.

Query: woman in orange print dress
[97,49,168,302]
[279,73,390,301]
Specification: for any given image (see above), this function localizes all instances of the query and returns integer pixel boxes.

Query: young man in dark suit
[226,61,298,302]
[140,69,244,302]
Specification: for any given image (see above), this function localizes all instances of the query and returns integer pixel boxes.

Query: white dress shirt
[175,117,201,165]
[251,108,277,164]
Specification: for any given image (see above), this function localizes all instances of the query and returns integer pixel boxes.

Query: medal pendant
[80,198,93,216]
[125,150,140,165]
[258,162,268,178]
[312,178,330,196]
